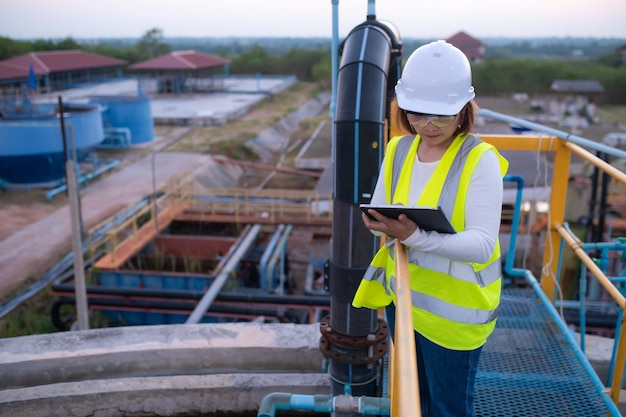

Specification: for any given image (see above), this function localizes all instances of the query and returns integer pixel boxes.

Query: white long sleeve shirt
[369,149,503,264]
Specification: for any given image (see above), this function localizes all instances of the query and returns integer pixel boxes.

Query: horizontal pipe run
[61,298,301,321]
[257,392,391,416]
[51,283,330,306]
[258,393,332,416]
[46,159,120,201]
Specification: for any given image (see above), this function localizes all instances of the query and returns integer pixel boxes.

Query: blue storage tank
[0,102,104,184]
[89,95,154,145]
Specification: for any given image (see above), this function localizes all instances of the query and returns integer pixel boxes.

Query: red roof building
[446,31,486,63]
[0,50,127,90]
[0,61,43,81]
[129,50,231,95]
[129,50,229,71]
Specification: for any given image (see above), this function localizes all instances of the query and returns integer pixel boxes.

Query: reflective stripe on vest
[388,275,498,325]
[353,133,509,348]
[386,134,503,287]
[391,247,502,287]
[356,251,498,326]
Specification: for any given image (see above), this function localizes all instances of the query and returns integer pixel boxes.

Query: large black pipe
[326,15,402,409]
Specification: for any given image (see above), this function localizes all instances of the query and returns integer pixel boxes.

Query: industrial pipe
[257,392,391,417]
[325,10,402,413]
[186,224,262,323]
[260,224,286,290]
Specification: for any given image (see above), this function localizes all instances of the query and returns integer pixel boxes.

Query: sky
[1,0,625,40]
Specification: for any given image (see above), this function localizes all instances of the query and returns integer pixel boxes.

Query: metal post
[66,160,89,330]
[58,96,89,330]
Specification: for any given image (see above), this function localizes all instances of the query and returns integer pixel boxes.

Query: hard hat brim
[396,85,475,116]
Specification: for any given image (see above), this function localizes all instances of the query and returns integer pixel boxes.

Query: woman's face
[406,112,459,148]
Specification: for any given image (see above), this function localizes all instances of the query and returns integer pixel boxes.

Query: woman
[353,40,509,417]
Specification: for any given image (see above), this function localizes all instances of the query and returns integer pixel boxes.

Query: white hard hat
[395,40,475,116]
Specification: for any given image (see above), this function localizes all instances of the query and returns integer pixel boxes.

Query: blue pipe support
[502,174,526,278]
[257,393,391,417]
[575,240,626,387]
[46,159,120,201]
[612,266,626,387]
[524,269,623,416]
[575,238,626,365]
[581,242,626,252]
[259,225,285,291]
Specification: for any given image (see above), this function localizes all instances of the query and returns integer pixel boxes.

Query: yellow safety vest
[353,133,509,350]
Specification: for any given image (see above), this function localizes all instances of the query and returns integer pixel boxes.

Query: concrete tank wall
[0,103,104,184]
[0,323,328,417]
[90,95,154,144]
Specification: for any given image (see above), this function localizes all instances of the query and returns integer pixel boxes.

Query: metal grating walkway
[475,287,611,416]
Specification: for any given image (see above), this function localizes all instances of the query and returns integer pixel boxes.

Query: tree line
[1,29,624,104]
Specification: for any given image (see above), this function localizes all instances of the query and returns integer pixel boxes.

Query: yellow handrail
[86,176,333,268]
[480,133,626,410]
[556,222,626,405]
[390,240,421,416]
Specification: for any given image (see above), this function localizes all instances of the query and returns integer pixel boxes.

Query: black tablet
[359,204,456,234]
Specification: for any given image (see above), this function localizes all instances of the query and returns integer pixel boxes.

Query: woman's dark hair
[391,97,477,137]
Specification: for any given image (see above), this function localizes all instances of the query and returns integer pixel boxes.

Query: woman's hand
[361,209,418,241]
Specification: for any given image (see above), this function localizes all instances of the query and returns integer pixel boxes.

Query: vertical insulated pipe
[328,15,402,414]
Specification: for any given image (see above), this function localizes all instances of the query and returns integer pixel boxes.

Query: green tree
[55,37,81,50]
[473,58,626,104]
[136,28,171,60]
[230,44,274,74]
[30,38,57,52]
[0,36,30,60]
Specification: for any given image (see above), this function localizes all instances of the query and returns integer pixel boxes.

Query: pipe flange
[318,316,388,365]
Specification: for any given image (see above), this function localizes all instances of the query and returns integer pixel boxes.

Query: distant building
[0,50,127,91]
[446,31,486,63]
[550,80,604,101]
[550,79,604,129]
[129,50,231,96]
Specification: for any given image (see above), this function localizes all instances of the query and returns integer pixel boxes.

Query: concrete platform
[0,323,329,417]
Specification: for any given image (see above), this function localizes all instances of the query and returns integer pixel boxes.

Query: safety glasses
[406,111,457,128]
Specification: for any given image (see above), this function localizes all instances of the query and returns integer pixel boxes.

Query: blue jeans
[386,305,482,417]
